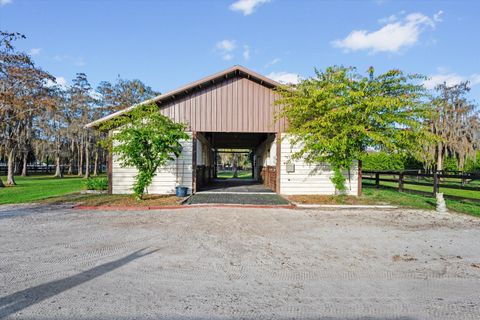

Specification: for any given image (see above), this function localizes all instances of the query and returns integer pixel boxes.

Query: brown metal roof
[85,65,283,128]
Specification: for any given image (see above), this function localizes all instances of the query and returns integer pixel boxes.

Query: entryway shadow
[198,179,273,193]
[0,248,159,318]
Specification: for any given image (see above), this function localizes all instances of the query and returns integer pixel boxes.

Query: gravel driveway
[1,204,479,319]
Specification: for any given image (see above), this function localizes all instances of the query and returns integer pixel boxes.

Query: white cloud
[332,11,441,53]
[0,0,12,6]
[223,53,234,61]
[423,72,480,89]
[74,58,86,67]
[433,10,443,22]
[264,58,281,68]
[243,45,250,60]
[267,71,300,85]
[229,0,270,16]
[55,76,67,87]
[215,39,237,60]
[471,74,480,86]
[29,48,41,56]
[378,14,397,24]
[54,54,86,67]
[216,39,237,52]
[45,76,68,88]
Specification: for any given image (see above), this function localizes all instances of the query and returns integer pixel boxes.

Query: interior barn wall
[280,134,359,196]
[111,132,193,195]
[254,134,276,179]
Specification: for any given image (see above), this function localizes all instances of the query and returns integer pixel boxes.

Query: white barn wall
[280,134,359,196]
[112,133,193,195]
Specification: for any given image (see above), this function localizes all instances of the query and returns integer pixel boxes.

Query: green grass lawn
[216,170,252,179]
[363,178,480,200]
[362,185,480,217]
[0,175,86,204]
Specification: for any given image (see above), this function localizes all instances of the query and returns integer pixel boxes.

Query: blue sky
[1,0,479,101]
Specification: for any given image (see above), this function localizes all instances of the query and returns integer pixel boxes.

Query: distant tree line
[0,31,159,186]
[361,82,480,173]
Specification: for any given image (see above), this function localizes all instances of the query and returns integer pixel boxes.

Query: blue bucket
[175,186,188,197]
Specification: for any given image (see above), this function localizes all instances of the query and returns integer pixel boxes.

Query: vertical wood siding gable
[159,75,284,133]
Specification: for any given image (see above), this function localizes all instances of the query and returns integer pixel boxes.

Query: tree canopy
[0,30,160,186]
[276,66,436,191]
[99,104,188,199]
[428,82,479,171]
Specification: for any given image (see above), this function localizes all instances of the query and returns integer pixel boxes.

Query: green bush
[85,177,108,190]
[465,151,480,173]
[443,156,458,171]
[361,151,422,171]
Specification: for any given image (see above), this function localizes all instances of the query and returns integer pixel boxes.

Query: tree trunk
[67,160,73,175]
[232,153,238,178]
[21,152,28,176]
[93,149,99,176]
[53,153,63,178]
[6,149,16,185]
[78,140,83,176]
[84,141,90,179]
[436,142,443,172]
[68,140,74,175]
[14,157,21,175]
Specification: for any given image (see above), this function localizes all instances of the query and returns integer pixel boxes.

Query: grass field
[363,178,480,200]
[362,185,480,217]
[0,175,86,204]
[216,170,252,179]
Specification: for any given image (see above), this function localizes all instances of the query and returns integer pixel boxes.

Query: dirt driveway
[1,204,479,319]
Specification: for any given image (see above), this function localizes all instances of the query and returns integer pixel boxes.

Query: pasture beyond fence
[363,170,480,203]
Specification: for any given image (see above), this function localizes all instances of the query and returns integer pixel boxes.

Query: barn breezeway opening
[194,132,278,194]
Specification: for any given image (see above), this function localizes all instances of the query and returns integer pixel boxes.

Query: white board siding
[112,133,193,195]
[280,134,359,196]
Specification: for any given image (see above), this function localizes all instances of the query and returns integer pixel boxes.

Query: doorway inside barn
[193,132,279,194]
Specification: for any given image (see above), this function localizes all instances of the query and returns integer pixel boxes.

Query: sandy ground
[0,204,479,319]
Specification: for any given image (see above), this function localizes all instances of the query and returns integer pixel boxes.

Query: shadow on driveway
[0,248,159,318]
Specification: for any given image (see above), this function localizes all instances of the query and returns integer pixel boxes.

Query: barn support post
[107,150,112,194]
[275,132,281,194]
[192,132,197,194]
[357,160,362,196]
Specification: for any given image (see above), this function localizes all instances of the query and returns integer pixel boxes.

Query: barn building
[87,66,360,196]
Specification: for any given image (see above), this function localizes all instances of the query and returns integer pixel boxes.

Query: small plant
[331,166,346,194]
[85,177,108,190]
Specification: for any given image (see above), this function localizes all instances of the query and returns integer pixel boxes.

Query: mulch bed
[285,194,384,205]
[44,194,184,207]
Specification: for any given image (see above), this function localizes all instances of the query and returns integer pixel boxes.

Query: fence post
[433,171,439,195]
[399,172,404,192]
[375,173,380,189]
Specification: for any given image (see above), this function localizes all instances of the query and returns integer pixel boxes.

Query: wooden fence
[363,170,480,203]
[0,165,106,175]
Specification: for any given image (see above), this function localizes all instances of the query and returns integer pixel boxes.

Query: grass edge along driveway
[0,175,85,205]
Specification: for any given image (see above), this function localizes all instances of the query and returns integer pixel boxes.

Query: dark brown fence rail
[0,165,106,175]
[363,170,480,203]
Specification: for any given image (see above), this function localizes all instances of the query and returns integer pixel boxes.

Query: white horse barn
[86,66,360,196]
